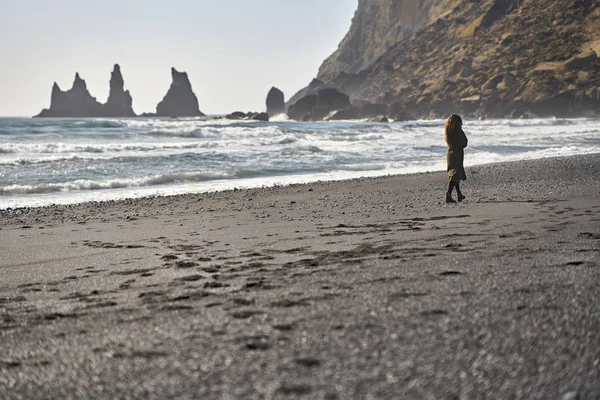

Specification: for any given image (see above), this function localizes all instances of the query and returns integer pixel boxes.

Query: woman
[445,114,468,203]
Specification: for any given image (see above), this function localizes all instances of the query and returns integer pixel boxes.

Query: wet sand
[1,154,599,399]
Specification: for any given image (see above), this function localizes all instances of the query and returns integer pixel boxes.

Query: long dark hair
[444,114,462,146]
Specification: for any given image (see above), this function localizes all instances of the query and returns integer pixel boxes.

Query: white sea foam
[270,114,290,122]
[0,170,246,195]
[0,141,222,164]
[1,116,599,209]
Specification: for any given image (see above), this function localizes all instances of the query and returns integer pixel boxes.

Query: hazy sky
[0,0,358,116]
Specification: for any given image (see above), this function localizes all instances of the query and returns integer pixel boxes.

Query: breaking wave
[1,116,599,208]
[0,170,261,195]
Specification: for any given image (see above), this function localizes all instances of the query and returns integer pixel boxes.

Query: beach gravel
[1,154,599,399]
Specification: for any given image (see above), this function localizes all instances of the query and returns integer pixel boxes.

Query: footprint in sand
[277,384,312,396]
[439,270,464,276]
[42,312,78,321]
[112,268,154,277]
[270,298,311,308]
[0,360,22,368]
[579,232,600,240]
[294,358,321,368]
[420,309,449,317]
[111,350,168,360]
[388,291,429,301]
[231,297,255,306]
[175,274,203,282]
[230,310,264,319]
[237,335,271,351]
[273,322,297,331]
[204,281,229,289]
[84,301,118,310]
[175,260,198,269]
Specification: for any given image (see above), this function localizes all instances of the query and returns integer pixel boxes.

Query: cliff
[35,65,136,118]
[317,0,448,83]
[156,68,205,117]
[294,0,600,119]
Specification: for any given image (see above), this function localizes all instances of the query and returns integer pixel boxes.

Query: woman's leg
[456,182,465,201]
[446,181,456,203]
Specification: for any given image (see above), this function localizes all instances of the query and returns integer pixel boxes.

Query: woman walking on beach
[445,114,468,203]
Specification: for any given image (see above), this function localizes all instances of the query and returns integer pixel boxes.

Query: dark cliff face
[297,0,600,119]
[289,0,450,103]
[317,0,445,83]
[156,68,205,117]
[35,65,136,118]
[287,78,327,108]
[287,89,352,121]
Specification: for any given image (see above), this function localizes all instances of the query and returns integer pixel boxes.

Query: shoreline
[1,153,599,398]
[2,117,599,210]
[1,152,599,220]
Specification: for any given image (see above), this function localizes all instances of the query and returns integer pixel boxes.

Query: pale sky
[0,0,358,116]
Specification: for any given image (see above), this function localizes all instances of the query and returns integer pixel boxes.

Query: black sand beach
[1,154,599,399]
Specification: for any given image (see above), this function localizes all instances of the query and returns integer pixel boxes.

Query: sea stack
[104,64,136,117]
[266,87,285,117]
[35,73,104,118]
[156,68,205,117]
[34,65,137,118]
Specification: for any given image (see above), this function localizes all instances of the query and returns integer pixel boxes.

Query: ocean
[1,116,599,209]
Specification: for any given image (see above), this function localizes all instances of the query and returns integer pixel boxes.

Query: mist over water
[1,117,599,208]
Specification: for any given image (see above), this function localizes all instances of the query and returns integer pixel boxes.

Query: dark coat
[447,128,468,181]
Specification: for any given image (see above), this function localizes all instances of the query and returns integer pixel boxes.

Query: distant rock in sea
[226,111,248,120]
[252,112,269,121]
[35,64,136,118]
[35,73,104,118]
[225,111,269,121]
[156,68,205,117]
[104,64,135,117]
[266,87,285,117]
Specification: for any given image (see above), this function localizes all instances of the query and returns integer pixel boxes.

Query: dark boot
[446,181,456,203]
[456,182,465,201]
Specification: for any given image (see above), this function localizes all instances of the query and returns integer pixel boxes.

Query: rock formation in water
[288,88,352,121]
[156,68,205,117]
[265,87,285,117]
[252,112,269,121]
[226,111,249,120]
[35,73,105,118]
[104,64,136,117]
[291,0,600,119]
[225,111,269,121]
[35,65,136,118]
